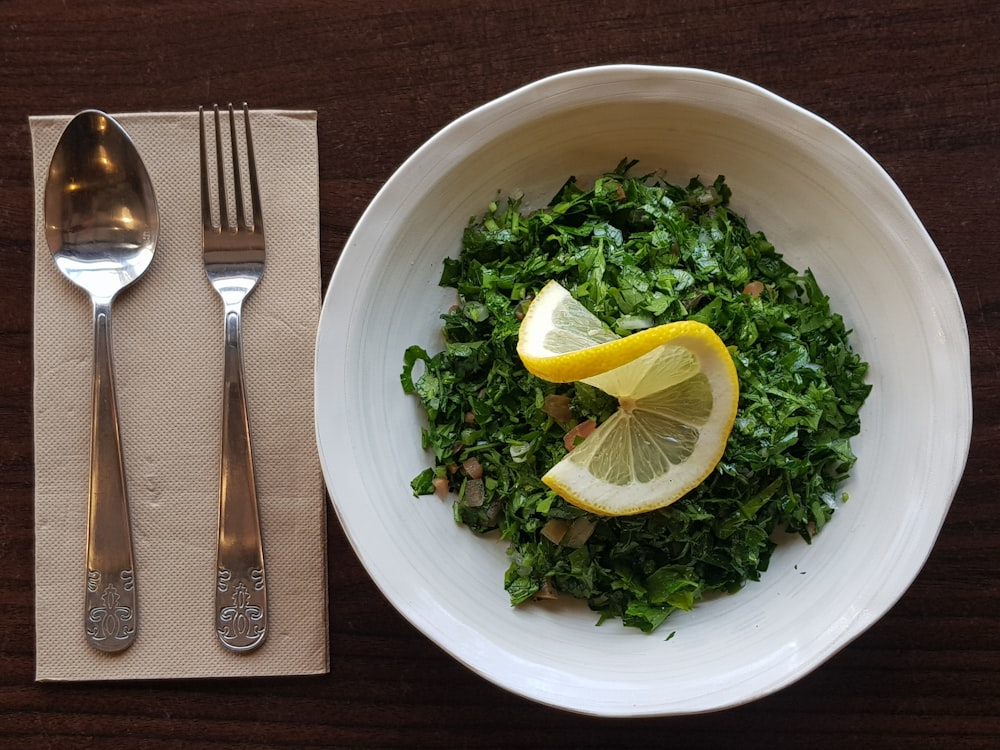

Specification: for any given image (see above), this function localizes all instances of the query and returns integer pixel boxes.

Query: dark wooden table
[2,1,997,747]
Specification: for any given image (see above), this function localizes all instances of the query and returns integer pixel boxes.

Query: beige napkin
[30,110,328,681]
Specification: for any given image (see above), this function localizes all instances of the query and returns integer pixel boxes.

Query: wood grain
[2,0,998,746]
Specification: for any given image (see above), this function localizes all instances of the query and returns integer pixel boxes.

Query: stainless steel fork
[199,103,267,652]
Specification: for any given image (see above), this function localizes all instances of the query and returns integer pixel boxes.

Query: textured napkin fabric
[30,110,328,680]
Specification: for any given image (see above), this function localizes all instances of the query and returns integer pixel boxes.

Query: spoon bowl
[46,110,157,300]
[44,110,158,652]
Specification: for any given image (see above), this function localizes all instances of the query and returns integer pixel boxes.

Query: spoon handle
[214,304,267,652]
[84,301,137,652]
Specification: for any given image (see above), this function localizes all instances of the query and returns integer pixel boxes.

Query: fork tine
[213,104,230,231]
[242,103,264,232]
[198,106,214,231]
[227,103,248,231]
[200,103,261,234]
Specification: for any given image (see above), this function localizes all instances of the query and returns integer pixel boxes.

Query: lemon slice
[517,280,739,516]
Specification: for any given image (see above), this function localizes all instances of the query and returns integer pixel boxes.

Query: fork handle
[215,304,267,652]
[85,300,137,652]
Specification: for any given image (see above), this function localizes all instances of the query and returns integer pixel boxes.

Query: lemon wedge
[517,280,739,516]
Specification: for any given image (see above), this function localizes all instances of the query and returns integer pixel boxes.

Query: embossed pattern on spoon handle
[85,300,137,652]
[215,305,267,652]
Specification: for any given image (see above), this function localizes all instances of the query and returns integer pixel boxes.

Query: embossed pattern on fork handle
[215,305,267,652]
[85,300,137,652]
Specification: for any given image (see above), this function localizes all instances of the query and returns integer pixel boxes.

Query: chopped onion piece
[561,517,597,548]
[542,394,572,424]
[541,518,569,544]
[464,477,485,507]
[462,457,483,479]
[432,476,450,499]
[563,419,597,451]
[509,442,532,463]
[533,578,559,600]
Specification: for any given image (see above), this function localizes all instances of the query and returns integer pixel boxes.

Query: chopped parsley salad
[401,160,870,633]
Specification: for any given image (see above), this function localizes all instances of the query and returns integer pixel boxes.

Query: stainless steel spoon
[45,110,158,652]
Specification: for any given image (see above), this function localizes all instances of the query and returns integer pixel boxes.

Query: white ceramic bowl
[315,65,971,716]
